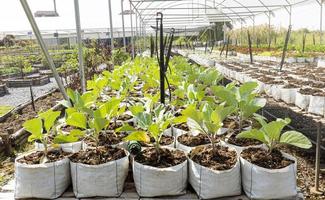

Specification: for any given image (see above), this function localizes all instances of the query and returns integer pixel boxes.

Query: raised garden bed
[0,84,9,96]
[6,74,50,88]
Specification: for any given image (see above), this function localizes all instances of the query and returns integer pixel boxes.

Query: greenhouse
[0,0,324,199]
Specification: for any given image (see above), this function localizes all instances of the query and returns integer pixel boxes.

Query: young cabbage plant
[237,116,312,153]
[123,104,173,160]
[187,103,236,155]
[213,82,266,131]
[60,88,96,115]
[95,97,126,128]
[87,75,108,99]
[23,109,61,163]
[173,82,205,106]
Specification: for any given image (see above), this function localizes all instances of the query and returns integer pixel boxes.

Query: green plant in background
[23,109,61,163]
[237,117,312,152]
[112,49,130,66]
[186,103,236,155]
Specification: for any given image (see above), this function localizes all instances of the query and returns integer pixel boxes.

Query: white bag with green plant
[237,117,312,199]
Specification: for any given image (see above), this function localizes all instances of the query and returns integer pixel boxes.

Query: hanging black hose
[150,34,154,58]
[165,28,175,74]
[280,25,292,71]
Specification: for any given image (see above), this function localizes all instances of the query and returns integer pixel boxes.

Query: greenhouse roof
[131,0,317,29]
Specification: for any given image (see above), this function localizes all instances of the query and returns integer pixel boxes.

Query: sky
[0,0,324,33]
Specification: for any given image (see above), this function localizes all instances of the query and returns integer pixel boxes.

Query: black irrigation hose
[164,73,172,103]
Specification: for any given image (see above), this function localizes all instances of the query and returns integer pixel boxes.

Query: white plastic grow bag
[308,95,325,116]
[280,88,299,104]
[15,154,70,199]
[295,91,311,110]
[133,151,188,197]
[317,59,325,68]
[240,152,297,199]
[70,153,129,198]
[34,141,83,153]
[188,148,241,199]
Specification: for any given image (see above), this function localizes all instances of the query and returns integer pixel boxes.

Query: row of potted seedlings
[15,56,311,199]
[215,60,325,116]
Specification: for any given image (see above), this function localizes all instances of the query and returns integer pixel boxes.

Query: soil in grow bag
[227,131,262,147]
[60,125,75,132]
[299,88,325,96]
[85,131,127,147]
[135,148,186,168]
[173,123,190,131]
[140,135,174,147]
[70,146,126,165]
[241,148,294,169]
[190,145,237,171]
[17,149,70,165]
[177,133,212,147]
[117,114,133,121]
[223,118,252,130]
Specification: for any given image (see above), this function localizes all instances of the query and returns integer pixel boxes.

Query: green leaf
[262,118,290,141]
[66,112,87,129]
[237,129,269,146]
[280,131,312,149]
[135,112,152,130]
[148,123,160,139]
[129,104,145,116]
[254,113,268,127]
[115,124,136,132]
[187,118,206,134]
[91,117,108,133]
[239,82,258,100]
[53,129,85,144]
[23,118,43,142]
[173,115,187,124]
[39,110,61,132]
[123,131,150,142]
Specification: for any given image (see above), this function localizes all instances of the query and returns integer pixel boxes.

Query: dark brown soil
[241,147,294,169]
[299,88,325,96]
[174,123,190,131]
[85,131,127,147]
[223,117,252,130]
[69,146,126,165]
[283,84,299,89]
[134,147,186,168]
[227,131,262,147]
[177,133,212,147]
[17,149,70,165]
[60,124,75,132]
[190,145,237,171]
[141,135,174,147]
[117,114,133,121]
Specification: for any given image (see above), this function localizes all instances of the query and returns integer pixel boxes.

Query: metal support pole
[121,0,126,49]
[135,12,138,53]
[129,1,135,58]
[321,0,323,44]
[268,11,271,49]
[74,0,86,93]
[108,0,114,50]
[289,5,292,26]
[20,0,68,100]
[310,122,324,195]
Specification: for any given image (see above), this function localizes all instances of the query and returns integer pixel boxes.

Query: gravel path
[0,78,59,107]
